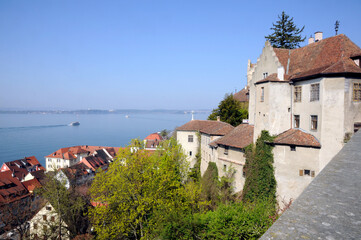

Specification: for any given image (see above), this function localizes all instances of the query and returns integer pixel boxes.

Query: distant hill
[0,109,211,115]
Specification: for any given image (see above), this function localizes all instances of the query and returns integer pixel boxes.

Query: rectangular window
[354,122,361,133]
[34,223,38,229]
[290,145,296,151]
[261,87,264,102]
[189,151,192,156]
[43,215,47,221]
[188,135,193,142]
[294,115,300,128]
[299,169,315,177]
[51,216,55,222]
[294,86,302,102]
[310,83,320,101]
[223,164,227,171]
[46,206,51,211]
[224,146,229,155]
[311,115,318,130]
[353,83,361,101]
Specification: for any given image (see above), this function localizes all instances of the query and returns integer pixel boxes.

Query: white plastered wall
[216,146,246,193]
[176,130,199,168]
[273,145,320,206]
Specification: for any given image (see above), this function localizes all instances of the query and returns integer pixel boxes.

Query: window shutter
[299,169,303,176]
[311,171,315,177]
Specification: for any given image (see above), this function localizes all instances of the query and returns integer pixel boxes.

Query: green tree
[89,138,205,240]
[265,11,305,49]
[242,131,277,207]
[159,129,169,139]
[208,94,248,127]
[200,162,220,210]
[37,175,91,239]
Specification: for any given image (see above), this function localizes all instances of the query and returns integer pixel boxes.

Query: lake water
[0,112,209,167]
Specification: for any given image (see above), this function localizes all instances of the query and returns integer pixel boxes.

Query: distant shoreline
[0,109,211,115]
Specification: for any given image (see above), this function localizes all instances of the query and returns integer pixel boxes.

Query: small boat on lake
[69,121,80,126]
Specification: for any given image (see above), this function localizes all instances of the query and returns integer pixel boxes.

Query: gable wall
[248,42,281,127]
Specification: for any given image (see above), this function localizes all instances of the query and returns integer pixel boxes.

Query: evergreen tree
[265,11,305,49]
[242,131,276,208]
[200,162,220,210]
[208,93,248,127]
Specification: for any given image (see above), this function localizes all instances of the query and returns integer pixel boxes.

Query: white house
[209,124,254,192]
[247,33,361,203]
[176,120,234,169]
[28,202,69,240]
[45,145,120,171]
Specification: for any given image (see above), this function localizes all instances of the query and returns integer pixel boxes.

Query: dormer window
[351,56,361,67]
[354,58,360,67]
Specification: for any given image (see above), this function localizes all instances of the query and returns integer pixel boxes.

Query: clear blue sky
[1,0,360,110]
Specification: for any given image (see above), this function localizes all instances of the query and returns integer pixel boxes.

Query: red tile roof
[272,34,361,81]
[80,155,108,171]
[22,178,41,192]
[46,145,120,159]
[61,163,92,180]
[145,133,163,141]
[256,73,291,84]
[210,124,254,149]
[177,120,234,136]
[0,171,29,206]
[1,156,45,181]
[273,129,321,148]
[233,88,249,102]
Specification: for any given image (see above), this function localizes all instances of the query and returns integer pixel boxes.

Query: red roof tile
[272,34,361,81]
[256,73,291,84]
[273,129,321,148]
[177,120,234,136]
[60,163,92,180]
[0,171,29,206]
[1,156,45,181]
[22,178,41,192]
[211,124,254,149]
[80,155,109,171]
[145,133,163,141]
[233,88,249,102]
[46,145,120,159]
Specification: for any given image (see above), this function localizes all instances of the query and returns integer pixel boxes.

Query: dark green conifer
[208,94,248,127]
[242,131,276,207]
[265,11,305,49]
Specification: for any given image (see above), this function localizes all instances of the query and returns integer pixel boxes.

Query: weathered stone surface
[261,130,361,239]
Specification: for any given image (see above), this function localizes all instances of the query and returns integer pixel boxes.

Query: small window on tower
[224,146,229,155]
[294,115,300,128]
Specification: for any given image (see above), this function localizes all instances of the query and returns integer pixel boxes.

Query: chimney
[217,116,220,121]
[308,36,314,44]
[314,31,323,42]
